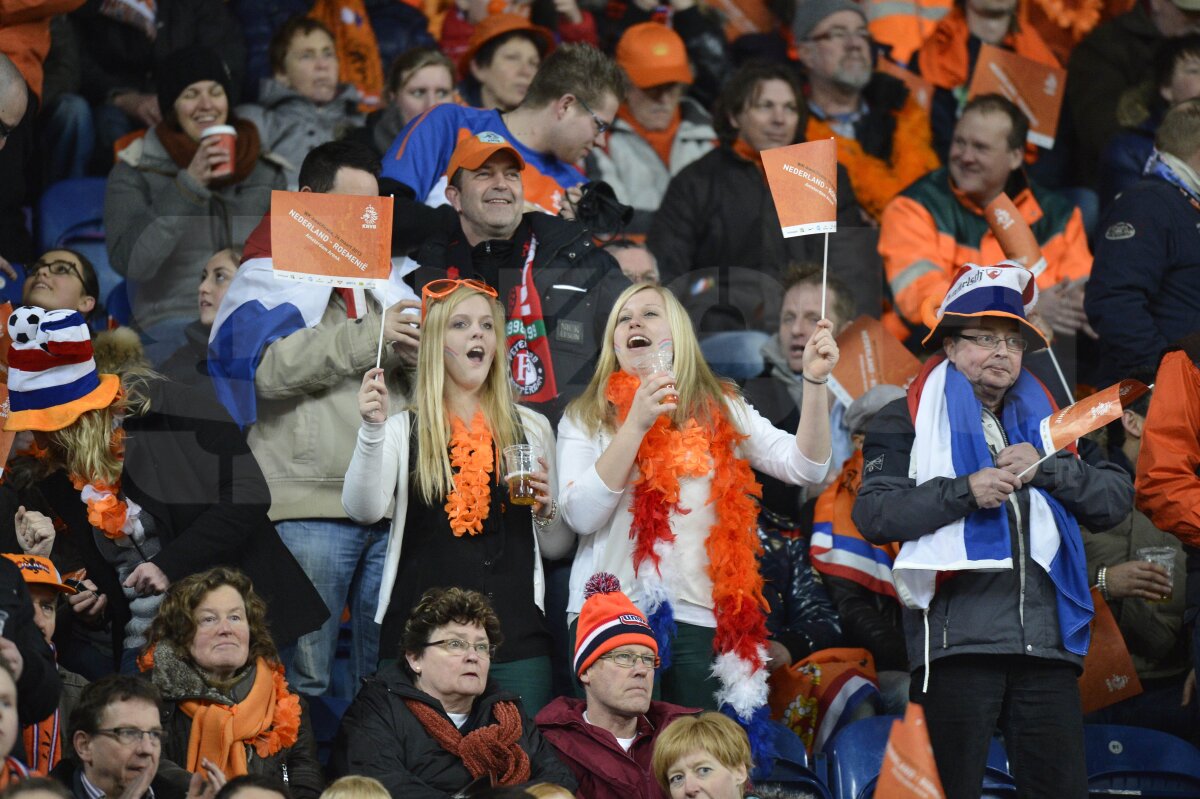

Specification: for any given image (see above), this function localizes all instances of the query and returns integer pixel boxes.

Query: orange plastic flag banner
[1038,379,1150,455]
[967,45,1066,149]
[761,138,838,238]
[984,192,1046,278]
[704,0,778,38]
[828,315,921,407]
[874,703,946,799]
[876,59,934,112]
[1078,587,1143,714]
[270,191,394,288]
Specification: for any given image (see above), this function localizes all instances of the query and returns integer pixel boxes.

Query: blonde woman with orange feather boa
[557,283,838,757]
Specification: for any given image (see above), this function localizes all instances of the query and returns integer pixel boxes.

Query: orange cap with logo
[616,23,693,89]
[445,131,527,179]
[2,553,76,594]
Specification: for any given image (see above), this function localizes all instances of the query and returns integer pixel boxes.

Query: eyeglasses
[577,96,612,136]
[95,728,164,746]
[598,652,660,669]
[807,28,872,45]
[29,259,85,285]
[426,638,497,658]
[956,333,1029,352]
[421,278,498,320]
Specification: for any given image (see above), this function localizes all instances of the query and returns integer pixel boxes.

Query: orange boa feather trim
[445,412,494,537]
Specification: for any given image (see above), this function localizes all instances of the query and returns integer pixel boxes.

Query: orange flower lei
[69,427,131,540]
[605,371,769,665]
[251,661,302,759]
[445,411,495,537]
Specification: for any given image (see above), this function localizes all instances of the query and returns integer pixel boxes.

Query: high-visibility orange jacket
[1136,342,1200,549]
[878,167,1090,326]
[863,0,953,66]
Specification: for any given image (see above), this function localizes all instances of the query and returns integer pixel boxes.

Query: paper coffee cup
[201,125,237,178]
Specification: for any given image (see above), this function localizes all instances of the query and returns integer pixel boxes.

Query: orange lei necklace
[69,427,131,540]
[445,411,495,537]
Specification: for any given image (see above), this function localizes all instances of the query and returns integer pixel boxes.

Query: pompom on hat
[4,306,120,432]
[574,573,658,677]
[921,261,1049,350]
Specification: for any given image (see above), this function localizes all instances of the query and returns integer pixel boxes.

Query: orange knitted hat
[574,573,658,676]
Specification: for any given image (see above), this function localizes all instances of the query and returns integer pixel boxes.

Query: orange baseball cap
[616,23,693,89]
[2,553,76,594]
[460,13,554,77]
[445,131,526,179]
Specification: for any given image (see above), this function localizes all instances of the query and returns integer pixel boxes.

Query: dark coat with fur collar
[147,642,323,799]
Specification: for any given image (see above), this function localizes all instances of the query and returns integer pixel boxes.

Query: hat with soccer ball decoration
[574,572,658,677]
[4,306,120,432]
[921,261,1048,350]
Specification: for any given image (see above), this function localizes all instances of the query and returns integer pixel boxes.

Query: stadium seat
[700,330,771,380]
[1084,723,1200,797]
[0,262,26,306]
[824,716,1015,799]
[106,281,131,329]
[753,720,834,799]
[36,178,122,302]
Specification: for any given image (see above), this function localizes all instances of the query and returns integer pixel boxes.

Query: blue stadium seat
[824,716,1015,799]
[0,262,26,306]
[1084,723,1200,797]
[753,720,833,799]
[700,330,771,381]
[36,178,121,302]
[106,281,131,329]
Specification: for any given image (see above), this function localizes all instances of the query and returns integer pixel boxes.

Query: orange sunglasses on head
[420,278,499,320]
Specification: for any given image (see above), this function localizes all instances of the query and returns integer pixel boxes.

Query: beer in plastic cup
[1137,546,1176,603]
[632,348,678,404]
[503,444,539,506]
[201,125,237,178]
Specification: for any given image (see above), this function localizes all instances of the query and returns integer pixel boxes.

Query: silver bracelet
[802,373,828,385]
[534,499,558,528]
[1097,566,1110,601]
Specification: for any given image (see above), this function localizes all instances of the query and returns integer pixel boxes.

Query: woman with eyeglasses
[140,567,324,799]
[330,586,575,795]
[21,249,100,321]
[341,280,573,716]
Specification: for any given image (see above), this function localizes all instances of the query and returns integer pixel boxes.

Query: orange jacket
[878,168,1090,326]
[863,0,953,65]
[806,91,940,221]
[915,5,1059,91]
[0,0,85,99]
[1136,346,1200,548]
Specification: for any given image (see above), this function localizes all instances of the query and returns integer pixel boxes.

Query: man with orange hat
[3,554,88,773]
[586,22,715,235]
[852,261,1131,797]
[536,573,694,799]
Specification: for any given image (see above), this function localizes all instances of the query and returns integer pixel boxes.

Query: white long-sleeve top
[557,397,830,627]
[342,405,574,624]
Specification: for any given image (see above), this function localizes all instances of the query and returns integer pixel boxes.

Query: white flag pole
[1016,451,1054,481]
[375,301,387,370]
[1044,344,1073,402]
[821,230,829,319]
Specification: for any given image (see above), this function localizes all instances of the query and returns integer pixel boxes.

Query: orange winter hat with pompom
[574,572,658,677]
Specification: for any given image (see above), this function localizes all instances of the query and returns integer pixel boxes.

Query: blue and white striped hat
[4,306,119,432]
[922,261,1048,350]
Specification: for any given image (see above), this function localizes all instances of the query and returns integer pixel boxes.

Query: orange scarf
[22,706,62,774]
[732,138,765,180]
[0,758,29,789]
[445,412,495,537]
[617,105,683,169]
[308,0,384,111]
[178,659,301,777]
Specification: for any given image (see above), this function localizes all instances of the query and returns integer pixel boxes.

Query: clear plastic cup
[502,444,540,506]
[1136,546,1176,603]
[201,124,237,178]
[632,348,678,404]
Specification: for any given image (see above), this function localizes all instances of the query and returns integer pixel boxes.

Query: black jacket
[329,662,576,798]
[410,213,630,425]
[647,146,879,331]
[0,556,60,728]
[51,756,185,799]
[71,0,246,106]
[757,511,843,663]
[39,379,328,664]
[852,394,1133,670]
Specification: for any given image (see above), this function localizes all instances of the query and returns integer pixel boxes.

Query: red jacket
[535,697,696,799]
[1136,343,1200,548]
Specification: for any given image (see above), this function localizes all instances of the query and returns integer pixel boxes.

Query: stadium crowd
[0,0,1198,797]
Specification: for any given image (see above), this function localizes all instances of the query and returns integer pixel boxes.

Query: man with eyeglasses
[381,44,626,253]
[793,0,939,222]
[51,675,182,799]
[852,263,1132,798]
[536,574,695,799]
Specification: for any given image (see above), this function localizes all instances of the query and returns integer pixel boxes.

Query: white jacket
[342,405,574,623]
[557,397,829,626]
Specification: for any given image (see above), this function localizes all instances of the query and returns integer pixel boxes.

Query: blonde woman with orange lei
[558,283,838,754]
[342,280,572,714]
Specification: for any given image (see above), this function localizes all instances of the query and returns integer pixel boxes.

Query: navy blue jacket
[757,510,843,664]
[1085,174,1200,383]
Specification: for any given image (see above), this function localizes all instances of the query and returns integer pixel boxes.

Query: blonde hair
[526,784,575,799]
[412,285,522,506]
[651,713,753,795]
[47,369,159,486]
[319,776,390,799]
[566,284,735,435]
